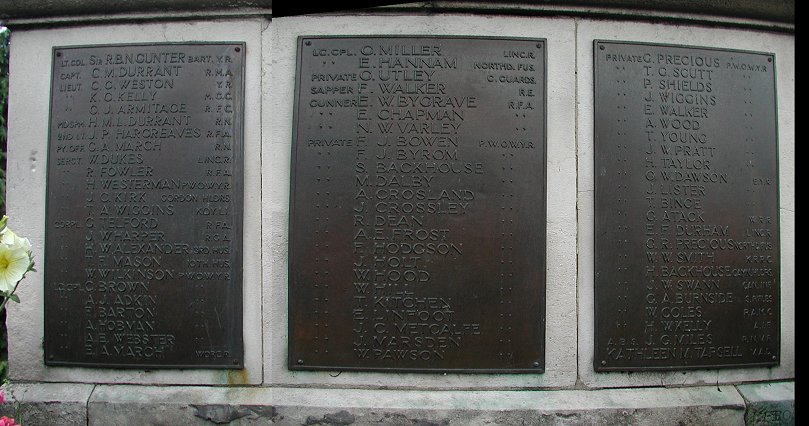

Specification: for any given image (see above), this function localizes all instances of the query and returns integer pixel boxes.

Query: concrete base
[0,381,794,425]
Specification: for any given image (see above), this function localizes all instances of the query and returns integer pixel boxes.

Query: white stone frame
[6,19,266,385]
[4,13,792,391]
[575,19,795,388]
[263,14,579,389]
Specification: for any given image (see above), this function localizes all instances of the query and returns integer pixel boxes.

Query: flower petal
[0,246,30,292]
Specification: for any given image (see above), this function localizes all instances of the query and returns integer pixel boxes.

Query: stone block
[0,383,92,426]
[738,381,794,426]
[575,18,795,389]
[5,17,265,386]
[87,385,746,425]
[264,13,579,390]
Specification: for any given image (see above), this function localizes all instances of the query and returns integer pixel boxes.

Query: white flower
[0,244,30,293]
[0,227,31,254]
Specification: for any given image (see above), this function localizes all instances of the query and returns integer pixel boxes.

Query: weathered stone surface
[0,0,794,24]
[0,0,272,19]
[267,405,745,426]
[304,410,356,425]
[0,383,92,426]
[85,385,749,425]
[192,404,279,424]
[4,382,795,425]
[738,382,795,426]
[89,386,279,425]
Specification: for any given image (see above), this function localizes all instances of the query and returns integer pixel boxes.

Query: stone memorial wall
[0,1,793,424]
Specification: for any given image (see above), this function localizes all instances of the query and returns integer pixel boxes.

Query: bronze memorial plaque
[594,41,780,370]
[45,43,245,368]
[289,36,546,372]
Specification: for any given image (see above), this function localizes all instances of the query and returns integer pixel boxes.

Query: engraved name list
[45,43,245,368]
[290,37,547,372]
[594,41,780,370]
